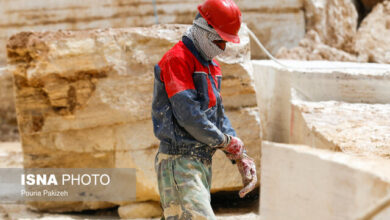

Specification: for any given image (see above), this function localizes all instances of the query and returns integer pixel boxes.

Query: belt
[158,142,215,164]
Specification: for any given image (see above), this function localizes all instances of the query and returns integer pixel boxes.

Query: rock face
[361,0,386,10]
[355,1,390,63]
[7,24,261,213]
[307,0,358,52]
[276,30,358,62]
[0,0,305,64]
[260,141,390,220]
[277,0,359,60]
[252,60,390,143]
[242,0,305,59]
[0,67,18,141]
[278,0,390,65]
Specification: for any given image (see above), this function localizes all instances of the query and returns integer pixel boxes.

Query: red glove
[221,135,244,160]
[237,154,257,198]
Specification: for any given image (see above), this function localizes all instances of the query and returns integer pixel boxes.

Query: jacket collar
[182,36,218,67]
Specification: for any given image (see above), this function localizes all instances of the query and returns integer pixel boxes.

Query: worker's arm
[161,56,225,147]
[220,104,236,136]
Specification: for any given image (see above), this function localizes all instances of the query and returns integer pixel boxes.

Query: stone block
[246,11,305,60]
[0,67,18,141]
[118,201,162,219]
[290,99,390,158]
[252,60,390,143]
[260,141,390,220]
[115,148,160,202]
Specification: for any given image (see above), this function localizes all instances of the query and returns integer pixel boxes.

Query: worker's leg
[155,152,215,220]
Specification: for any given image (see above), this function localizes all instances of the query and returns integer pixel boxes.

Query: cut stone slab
[260,141,390,220]
[252,60,390,143]
[290,99,390,159]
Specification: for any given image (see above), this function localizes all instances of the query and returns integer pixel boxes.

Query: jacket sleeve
[220,103,236,137]
[161,55,225,147]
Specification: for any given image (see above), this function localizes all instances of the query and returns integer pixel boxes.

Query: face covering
[184,14,225,61]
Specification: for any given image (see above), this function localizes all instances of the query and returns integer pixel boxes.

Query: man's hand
[221,135,244,160]
[237,154,257,198]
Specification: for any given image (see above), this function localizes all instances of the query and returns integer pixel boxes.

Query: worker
[152,0,257,219]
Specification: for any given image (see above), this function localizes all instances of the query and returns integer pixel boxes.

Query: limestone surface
[0,67,18,141]
[355,1,390,63]
[261,142,390,220]
[0,0,304,63]
[276,30,358,62]
[252,60,390,143]
[277,0,359,61]
[7,24,261,213]
[291,99,390,159]
[118,202,162,219]
[361,0,386,10]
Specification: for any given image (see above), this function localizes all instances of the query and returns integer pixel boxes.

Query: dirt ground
[0,142,260,220]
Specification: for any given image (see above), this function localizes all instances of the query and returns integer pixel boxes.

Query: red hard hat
[198,0,242,43]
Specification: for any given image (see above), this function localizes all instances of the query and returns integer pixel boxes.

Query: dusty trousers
[155,152,216,220]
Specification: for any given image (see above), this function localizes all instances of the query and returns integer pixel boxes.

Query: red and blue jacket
[152,36,236,161]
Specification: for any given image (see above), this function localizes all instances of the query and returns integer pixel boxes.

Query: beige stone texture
[276,30,359,62]
[277,0,359,60]
[7,24,260,213]
[355,1,390,64]
[238,0,305,59]
[211,107,261,192]
[115,147,159,202]
[361,0,386,10]
[0,0,305,64]
[260,141,390,220]
[291,99,390,159]
[7,25,254,135]
[252,60,390,143]
[0,142,23,168]
[0,67,18,141]
[0,0,305,143]
[118,201,162,219]
[245,10,305,60]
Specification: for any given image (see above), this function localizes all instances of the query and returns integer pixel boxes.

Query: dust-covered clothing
[155,152,216,220]
[151,36,236,162]
[152,35,236,219]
